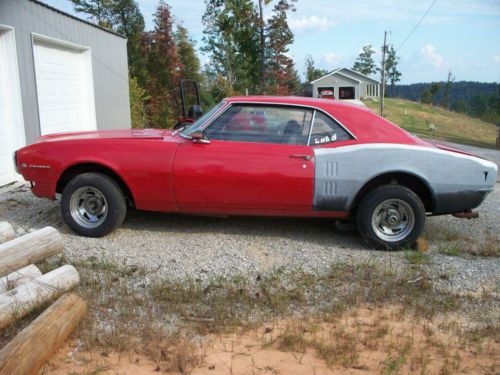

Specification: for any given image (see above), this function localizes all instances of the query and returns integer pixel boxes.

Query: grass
[363,98,498,148]
[1,255,498,373]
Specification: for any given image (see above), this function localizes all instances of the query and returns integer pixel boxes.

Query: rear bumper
[434,188,492,214]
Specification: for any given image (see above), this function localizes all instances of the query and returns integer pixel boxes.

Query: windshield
[181,101,226,136]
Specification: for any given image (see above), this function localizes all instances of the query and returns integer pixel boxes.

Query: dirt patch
[43,306,498,374]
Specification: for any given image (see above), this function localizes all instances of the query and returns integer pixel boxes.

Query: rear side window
[309,112,352,145]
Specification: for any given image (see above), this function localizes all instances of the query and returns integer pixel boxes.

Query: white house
[310,68,380,101]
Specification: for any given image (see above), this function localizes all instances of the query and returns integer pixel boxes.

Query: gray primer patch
[313,144,498,213]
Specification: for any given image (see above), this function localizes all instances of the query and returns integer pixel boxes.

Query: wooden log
[0,226,63,277]
[0,222,16,244]
[0,293,87,375]
[0,264,42,293]
[0,265,79,329]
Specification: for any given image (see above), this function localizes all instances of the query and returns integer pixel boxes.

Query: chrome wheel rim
[69,186,108,229]
[371,199,415,242]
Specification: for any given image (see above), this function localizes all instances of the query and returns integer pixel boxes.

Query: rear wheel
[61,173,126,237]
[356,185,425,250]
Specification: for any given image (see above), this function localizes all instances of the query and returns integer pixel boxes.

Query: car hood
[36,129,172,143]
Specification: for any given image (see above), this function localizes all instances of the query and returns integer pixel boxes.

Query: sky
[43,0,500,84]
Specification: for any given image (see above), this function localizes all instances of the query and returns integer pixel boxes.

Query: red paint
[15,96,433,219]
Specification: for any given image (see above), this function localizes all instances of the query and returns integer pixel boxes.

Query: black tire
[356,185,425,251]
[61,172,126,237]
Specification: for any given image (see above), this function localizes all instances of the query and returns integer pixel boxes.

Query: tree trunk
[0,264,42,293]
[0,265,80,329]
[0,293,87,375]
[0,222,16,244]
[0,226,63,277]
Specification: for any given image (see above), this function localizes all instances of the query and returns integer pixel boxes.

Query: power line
[396,0,438,51]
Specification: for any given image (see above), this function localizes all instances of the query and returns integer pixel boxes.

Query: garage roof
[29,0,127,39]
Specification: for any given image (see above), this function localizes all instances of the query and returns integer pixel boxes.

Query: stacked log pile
[0,222,86,375]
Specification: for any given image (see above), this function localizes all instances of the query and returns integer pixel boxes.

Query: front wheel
[356,185,425,250]
[61,172,127,237]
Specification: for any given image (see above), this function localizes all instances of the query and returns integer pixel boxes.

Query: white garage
[0,0,131,187]
[33,36,97,136]
[0,26,25,187]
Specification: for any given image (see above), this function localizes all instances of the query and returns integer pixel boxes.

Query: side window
[309,112,352,145]
[204,105,313,145]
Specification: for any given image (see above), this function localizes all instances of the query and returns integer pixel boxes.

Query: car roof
[224,96,418,145]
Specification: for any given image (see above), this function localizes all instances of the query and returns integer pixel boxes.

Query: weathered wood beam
[0,265,80,329]
[0,293,87,375]
[0,222,16,244]
[0,226,63,277]
[0,264,42,293]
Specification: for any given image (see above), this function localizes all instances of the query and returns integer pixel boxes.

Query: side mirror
[190,131,210,144]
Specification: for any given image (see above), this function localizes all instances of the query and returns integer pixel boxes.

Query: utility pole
[258,0,265,94]
[380,30,388,116]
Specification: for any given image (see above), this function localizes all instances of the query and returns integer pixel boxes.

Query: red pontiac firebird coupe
[15,96,497,249]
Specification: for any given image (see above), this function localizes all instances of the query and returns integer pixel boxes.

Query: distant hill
[363,98,497,149]
[389,81,500,124]
[391,81,498,106]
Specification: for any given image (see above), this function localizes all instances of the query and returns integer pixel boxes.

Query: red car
[15,96,497,249]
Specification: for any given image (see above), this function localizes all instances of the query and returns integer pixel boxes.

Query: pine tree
[143,1,181,128]
[129,76,148,128]
[352,45,377,76]
[265,0,297,95]
[176,25,202,82]
[110,0,147,86]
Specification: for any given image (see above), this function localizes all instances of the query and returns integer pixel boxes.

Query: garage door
[33,37,96,136]
[0,27,25,187]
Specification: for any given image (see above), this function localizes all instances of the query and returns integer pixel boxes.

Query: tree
[70,0,112,27]
[129,76,148,128]
[352,45,377,76]
[305,55,327,82]
[176,25,202,81]
[441,70,455,109]
[202,0,261,94]
[420,88,432,104]
[110,0,147,85]
[265,0,298,95]
[143,1,181,128]
[384,45,401,97]
[429,82,441,103]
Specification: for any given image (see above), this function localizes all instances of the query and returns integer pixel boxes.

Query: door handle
[289,154,312,161]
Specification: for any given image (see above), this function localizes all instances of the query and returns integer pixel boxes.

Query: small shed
[310,68,380,101]
[0,0,131,186]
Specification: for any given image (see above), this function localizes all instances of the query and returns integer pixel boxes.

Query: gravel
[0,144,498,297]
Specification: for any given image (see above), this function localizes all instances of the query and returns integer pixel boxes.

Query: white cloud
[421,44,444,68]
[322,52,345,67]
[289,16,330,33]
[494,56,500,64]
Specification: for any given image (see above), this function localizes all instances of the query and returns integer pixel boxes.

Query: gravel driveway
[1,175,498,297]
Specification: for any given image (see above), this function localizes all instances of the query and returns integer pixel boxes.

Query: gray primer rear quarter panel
[313,144,497,213]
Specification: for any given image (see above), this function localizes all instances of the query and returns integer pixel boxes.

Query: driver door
[173,104,315,215]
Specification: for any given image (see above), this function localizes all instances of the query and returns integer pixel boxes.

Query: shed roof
[29,0,127,39]
[310,67,379,85]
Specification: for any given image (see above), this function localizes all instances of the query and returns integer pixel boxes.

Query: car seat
[281,120,301,144]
